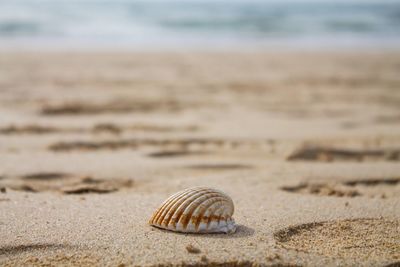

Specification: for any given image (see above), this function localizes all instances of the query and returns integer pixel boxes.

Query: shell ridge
[169,191,220,229]
[193,198,227,230]
[153,187,206,225]
[152,189,190,223]
[186,194,226,217]
[190,196,230,230]
[192,196,230,218]
[164,189,210,228]
[198,188,234,216]
[179,193,223,225]
[179,194,227,230]
[205,202,225,230]
[152,189,194,225]
[210,189,234,215]
[160,188,207,227]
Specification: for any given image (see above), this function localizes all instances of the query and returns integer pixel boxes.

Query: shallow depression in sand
[0,244,103,267]
[275,218,400,262]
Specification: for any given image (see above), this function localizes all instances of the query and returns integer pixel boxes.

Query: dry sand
[0,51,399,266]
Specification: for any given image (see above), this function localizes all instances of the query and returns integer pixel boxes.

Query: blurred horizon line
[1,0,399,50]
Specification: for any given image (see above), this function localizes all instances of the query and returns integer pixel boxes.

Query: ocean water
[0,0,399,49]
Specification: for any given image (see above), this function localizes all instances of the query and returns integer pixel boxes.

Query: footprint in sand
[281,177,400,198]
[48,138,220,152]
[147,150,208,158]
[287,146,400,162]
[0,173,133,194]
[0,125,60,135]
[281,182,360,198]
[39,99,185,115]
[274,218,400,263]
[185,164,253,170]
[22,173,69,180]
[0,123,199,136]
[48,138,270,153]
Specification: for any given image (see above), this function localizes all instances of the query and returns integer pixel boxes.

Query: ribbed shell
[149,187,236,234]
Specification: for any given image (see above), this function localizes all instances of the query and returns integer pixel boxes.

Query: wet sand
[0,51,399,266]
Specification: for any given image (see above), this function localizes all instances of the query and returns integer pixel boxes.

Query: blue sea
[0,0,400,49]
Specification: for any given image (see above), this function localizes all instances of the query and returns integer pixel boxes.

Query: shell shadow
[210,224,255,239]
[192,224,255,239]
[151,224,255,239]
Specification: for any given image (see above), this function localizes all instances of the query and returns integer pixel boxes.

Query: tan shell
[149,187,236,234]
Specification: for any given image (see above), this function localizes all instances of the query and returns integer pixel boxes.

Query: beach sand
[0,51,399,266]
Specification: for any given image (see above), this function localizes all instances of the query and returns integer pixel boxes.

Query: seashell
[149,187,236,234]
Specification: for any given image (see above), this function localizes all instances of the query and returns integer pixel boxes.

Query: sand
[0,51,399,266]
